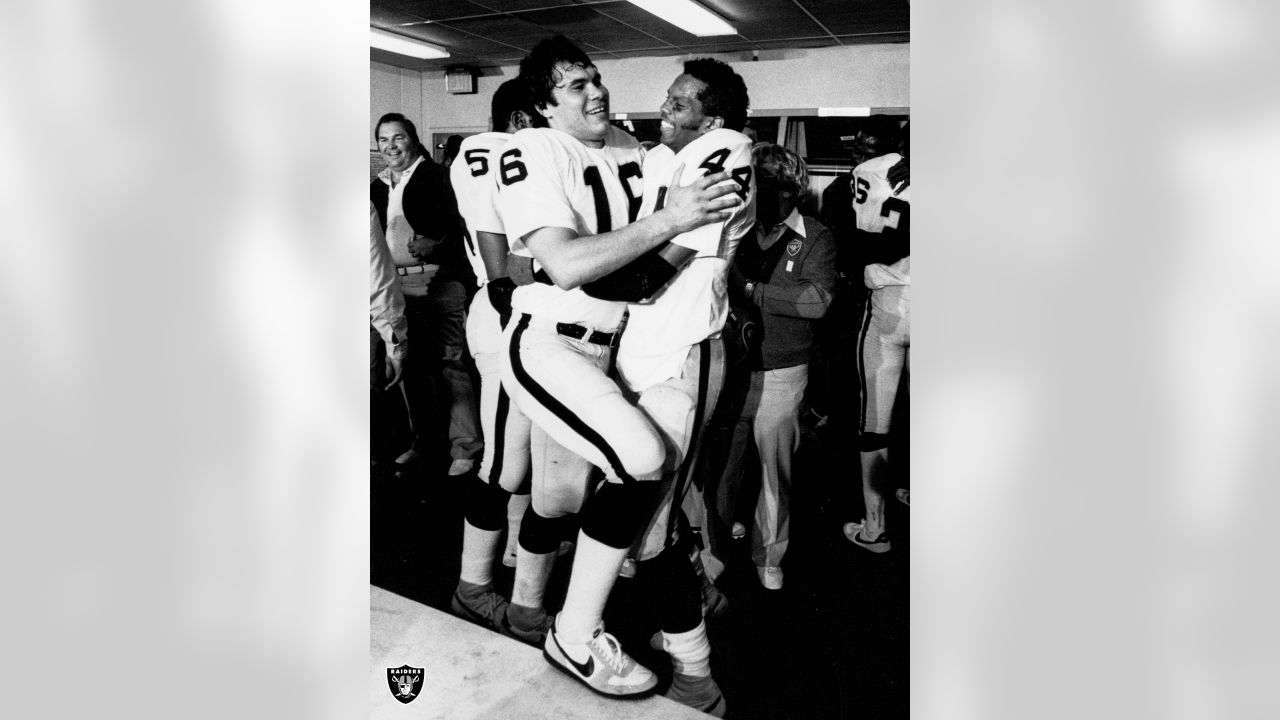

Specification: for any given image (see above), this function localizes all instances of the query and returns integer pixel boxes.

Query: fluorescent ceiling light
[626,0,736,36]
[370,28,450,60]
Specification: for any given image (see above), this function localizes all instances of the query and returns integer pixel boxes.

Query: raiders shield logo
[387,665,424,704]
[786,238,802,257]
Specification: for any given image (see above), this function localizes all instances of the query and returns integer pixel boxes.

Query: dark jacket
[730,213,836,370]
[370,155,473,288]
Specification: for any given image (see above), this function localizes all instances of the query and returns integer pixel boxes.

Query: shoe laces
[588,629,629,674]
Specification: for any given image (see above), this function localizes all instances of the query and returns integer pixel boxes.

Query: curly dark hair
[682,58,749,132]
[518,35,594,114]
[491,77,540,132]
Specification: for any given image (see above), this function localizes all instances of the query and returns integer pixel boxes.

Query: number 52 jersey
[496,125,644,331]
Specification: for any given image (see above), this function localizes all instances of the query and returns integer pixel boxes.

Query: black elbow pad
[486,276,517,321]
[582,253,679,302]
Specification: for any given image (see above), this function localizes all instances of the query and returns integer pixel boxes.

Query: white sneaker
[394,448,423,465]
[543,619,658,698]
[757,565,784,590]
[843,520,891,553]
[731,522,746,540]
[502,549,518,568]
[447,458,475,476]
[618,555,637,579]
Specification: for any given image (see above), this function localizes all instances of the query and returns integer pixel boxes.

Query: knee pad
[637,544,702,633]
[581,482,658,550]
[518,507,567,555]
[859,431,891,452]
[463,477,509,531]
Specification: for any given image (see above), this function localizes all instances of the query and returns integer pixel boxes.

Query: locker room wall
[371,43,909,148]
[370,63,425,145]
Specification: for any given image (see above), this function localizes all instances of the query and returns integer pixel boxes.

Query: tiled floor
[371,395,909,719]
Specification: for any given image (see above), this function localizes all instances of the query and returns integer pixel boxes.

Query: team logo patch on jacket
[387,665,424,704]
[786,238,802,257]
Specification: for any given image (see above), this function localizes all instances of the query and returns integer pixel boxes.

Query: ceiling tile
[374,0,488,21]
[586,3,704,49]
[371,7,434,28]
[462,0,588,11]
[431,15,545,54]
[520,5,664,53]
[701,0,824,42]
[370,0,907,70]
[750,36,846,52]
[793,0,909,37]
[438,5,656,57]
[836,31,910,45]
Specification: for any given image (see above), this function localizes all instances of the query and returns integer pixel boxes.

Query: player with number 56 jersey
[447,78,556,641]
[452,132,512,293]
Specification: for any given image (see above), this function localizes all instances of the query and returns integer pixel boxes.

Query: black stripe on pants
[508,314,636,483]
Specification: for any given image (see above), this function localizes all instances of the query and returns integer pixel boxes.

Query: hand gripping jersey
[449,132,511,288]
[496,125,645,331]
[617,128,756,391]
[852,153,911,290]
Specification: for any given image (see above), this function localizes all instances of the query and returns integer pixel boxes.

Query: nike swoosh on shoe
[551,630,595,678]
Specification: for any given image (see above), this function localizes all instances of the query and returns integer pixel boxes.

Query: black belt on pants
[555,322,618,347]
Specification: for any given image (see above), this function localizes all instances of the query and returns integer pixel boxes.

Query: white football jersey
[450,132,510,287]
[617,128,756,391]
[497,125,645,330]
[853,153,910,289]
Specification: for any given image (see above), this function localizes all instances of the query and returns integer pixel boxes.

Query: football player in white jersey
[843,125,910,554]
[577,57,752,717]
[447,78,552,633]
[496,36,741,698]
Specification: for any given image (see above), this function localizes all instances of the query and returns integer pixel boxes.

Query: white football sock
[556,531,627,645]
[511,545,555,611]
[658,620,712,677]
[459,521,502,587]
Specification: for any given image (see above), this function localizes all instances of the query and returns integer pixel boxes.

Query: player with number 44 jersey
[586,58,753,717]
[618,128,754,392]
